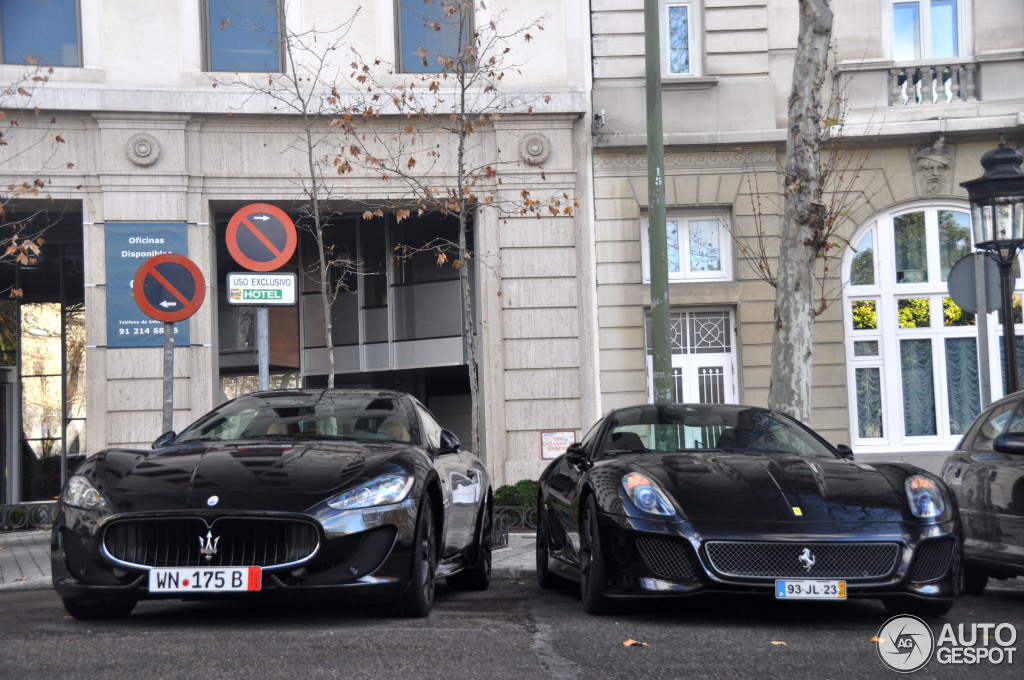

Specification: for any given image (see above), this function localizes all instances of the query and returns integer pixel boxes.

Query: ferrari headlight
[62,475,108,511]
[622,473,676,517]
[905,475,947,518]
[327,474,414,510]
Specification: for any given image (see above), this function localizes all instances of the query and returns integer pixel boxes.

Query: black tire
[883,597,953,618]
[448,496,492,591]
[394,495,438,617]
[962,564,988,596]
[535,502,559,590]
[62,597,137,620]
[579,495,613,615]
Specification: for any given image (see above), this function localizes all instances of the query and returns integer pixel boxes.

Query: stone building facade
[591,0,1024,471]
[0,0,596,503]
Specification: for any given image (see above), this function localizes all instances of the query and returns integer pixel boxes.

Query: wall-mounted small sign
[541,430,576,460]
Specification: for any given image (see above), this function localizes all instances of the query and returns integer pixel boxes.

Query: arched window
[842,201,1019,453]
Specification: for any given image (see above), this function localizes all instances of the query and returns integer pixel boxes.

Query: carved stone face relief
[912,142,952,197]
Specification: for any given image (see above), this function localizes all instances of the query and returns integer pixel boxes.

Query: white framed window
[204,0,283,72]
[843,202,1020,454]
[642,212,731,282]
[660,0,702,77]
[889,0,969,62]
[0,0,81,67]
[396,0,472,74]
[645,308,737,405]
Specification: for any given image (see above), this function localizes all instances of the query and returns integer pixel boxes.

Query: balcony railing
[888,61,977,106]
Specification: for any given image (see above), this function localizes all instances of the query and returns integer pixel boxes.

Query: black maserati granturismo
[52,389,492,619]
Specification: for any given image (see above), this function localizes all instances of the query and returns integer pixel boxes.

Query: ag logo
[877,615,934,673]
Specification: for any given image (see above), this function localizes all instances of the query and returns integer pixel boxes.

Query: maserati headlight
[622,473,677,517]
[327,474,414,510]
[905,475,947,518]
[62,475,108,511]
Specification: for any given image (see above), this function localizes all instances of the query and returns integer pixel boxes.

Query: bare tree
[334,0,577,451]
[764,0,834,421]
[737,81,886,317]
[211,5,362,386]
[0,60,69,294]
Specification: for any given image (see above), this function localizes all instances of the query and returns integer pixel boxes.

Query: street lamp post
[961,137,1024,395]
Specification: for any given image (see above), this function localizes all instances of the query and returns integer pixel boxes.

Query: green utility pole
[644,0,673,406]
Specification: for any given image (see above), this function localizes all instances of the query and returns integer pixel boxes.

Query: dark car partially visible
[51,389,492,619]
[941,391,1024,593]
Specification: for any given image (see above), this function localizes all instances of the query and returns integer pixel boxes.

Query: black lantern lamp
[961,136,1024,394]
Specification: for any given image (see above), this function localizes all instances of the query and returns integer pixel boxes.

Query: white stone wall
[0,1,595,488]
[589,0,1024,458]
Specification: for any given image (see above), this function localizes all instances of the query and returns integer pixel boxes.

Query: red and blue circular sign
[226,203,297,272]
[133,254,206,323]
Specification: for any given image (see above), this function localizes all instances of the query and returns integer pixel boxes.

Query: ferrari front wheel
[535,503,558,590]
[579,496,613,615]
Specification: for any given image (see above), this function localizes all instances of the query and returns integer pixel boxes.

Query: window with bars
[646,309,736,405]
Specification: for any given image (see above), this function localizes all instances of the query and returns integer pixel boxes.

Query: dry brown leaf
[770,641,787,646]
[623,639,648,648]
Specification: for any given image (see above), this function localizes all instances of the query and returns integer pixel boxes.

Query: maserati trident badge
[799,548,816,572]
[199,530,220,562]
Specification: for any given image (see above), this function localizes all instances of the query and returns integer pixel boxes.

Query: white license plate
[775,579,846,600]
[148,567,262,593]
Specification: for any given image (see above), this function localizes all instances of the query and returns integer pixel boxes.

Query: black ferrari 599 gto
[537,403,961,617]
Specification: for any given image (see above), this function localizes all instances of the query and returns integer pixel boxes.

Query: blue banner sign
[105,223,191,347]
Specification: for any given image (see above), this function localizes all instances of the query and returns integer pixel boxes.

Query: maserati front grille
[103,517,320,570]
[704,541,900,580]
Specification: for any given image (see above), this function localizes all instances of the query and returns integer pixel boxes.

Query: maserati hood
[93,440,410,513]
[635,452,904,523]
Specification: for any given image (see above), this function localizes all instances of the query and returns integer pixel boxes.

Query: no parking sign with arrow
[133,254,206,322]
[226,203,297,271]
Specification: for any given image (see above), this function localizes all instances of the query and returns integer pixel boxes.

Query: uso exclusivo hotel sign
[227,272,297,306]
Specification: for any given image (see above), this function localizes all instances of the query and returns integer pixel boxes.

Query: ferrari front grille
[103,517,320,570]
[635,535,696,580]
[910,538,954,582]
[704,541,900,580]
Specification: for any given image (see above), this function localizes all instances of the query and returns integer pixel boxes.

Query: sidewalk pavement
[0,530,538,593]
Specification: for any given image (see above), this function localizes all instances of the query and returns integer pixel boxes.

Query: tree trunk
[767,0,832,421]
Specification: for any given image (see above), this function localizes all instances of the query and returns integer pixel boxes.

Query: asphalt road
[3,578,1023,680]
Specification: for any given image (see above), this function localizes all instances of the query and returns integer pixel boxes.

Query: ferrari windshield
[600,404,837,459]
[174,392,420,445]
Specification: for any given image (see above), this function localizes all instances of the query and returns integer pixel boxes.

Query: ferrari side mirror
[565,442,589,466]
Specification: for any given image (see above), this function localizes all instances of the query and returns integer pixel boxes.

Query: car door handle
[989,469,998,480]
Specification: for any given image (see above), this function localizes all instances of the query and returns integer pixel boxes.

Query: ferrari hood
[636,452,904,523]
[95,440,410,512]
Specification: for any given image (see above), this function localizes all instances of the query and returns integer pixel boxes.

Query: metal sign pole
[975,253,992,408]
[257,306,270,391]
[162,321,174,433]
